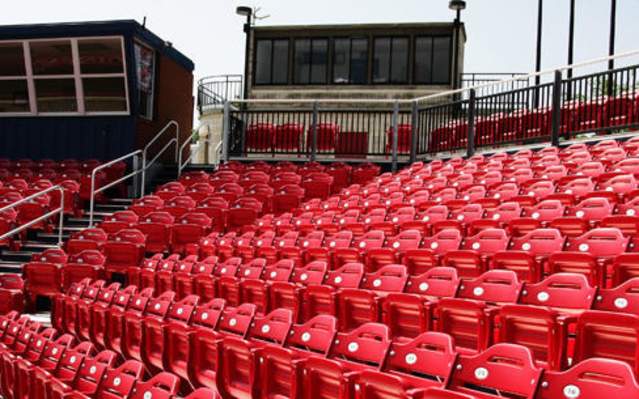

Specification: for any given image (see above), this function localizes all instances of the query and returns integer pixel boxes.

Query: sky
[2,0,638,83]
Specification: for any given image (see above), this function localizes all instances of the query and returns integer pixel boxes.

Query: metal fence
[222,51,639,169]
[228,106,412,161]
[198,74,244,113]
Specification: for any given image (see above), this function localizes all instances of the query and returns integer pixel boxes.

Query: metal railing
[88,150,142,227]
[198,74,244,113]
[0,186,65,246]
[141,120,179,196]
[220,49,639,168]
[177,135,212,177]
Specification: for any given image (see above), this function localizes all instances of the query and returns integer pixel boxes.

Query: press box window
[373,37,408,84]
[294,38,328,85]
[415,36,452,84]
[255,39,289,85]
[333,38,368,84]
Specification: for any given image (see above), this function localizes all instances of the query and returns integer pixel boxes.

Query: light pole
[236,6,253,101]
[567,0,575,101]
[608,0,617,96]
[449,0,466,92]
[534,0,543,88]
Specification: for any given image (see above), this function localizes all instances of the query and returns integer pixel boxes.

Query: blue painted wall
[0,20,194,161]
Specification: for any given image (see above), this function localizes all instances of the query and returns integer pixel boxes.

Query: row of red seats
[43,279,639,398]
[197,225,639,285]
[0,310,214,398]
[243,122,414,155]
[429,95,639,152]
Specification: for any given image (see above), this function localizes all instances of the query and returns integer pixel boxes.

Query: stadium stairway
[0,163,189,275]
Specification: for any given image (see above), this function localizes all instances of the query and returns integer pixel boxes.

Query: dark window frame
[331,37,369,85]
[293,37,329,85]
[372,36,410,85]
[253,38,290,86]
[414,35,452,85]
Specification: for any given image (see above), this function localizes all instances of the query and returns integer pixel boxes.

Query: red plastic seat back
[520,272,596,310]
[329,322,391,367]
[457,270,522,304]
[574,311,639,376]
[447,344,542,399]
[537,358,639,399]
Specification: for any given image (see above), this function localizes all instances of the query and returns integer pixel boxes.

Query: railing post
[133,154,140,198]
[550,69,563,147]
[410,100,419,164]
[310,101,319,161]
[222,101,231,163]
[467,89,476,158]
[140,152,147,197]
[391,101,400,173]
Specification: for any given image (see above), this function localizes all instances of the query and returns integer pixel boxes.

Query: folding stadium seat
[438,203,484,233]
[76,282,121,341]
[301,262,365,321]
[271,171,301,189]
[13,333,77,399]
[189,303,257,389]
[400,229,461,275]
[162,195,197,219]
[488,182,520,202]
[103,229,146,280]
[442,228,509,278]
[99,210,139,236]
[129,194,164,217]
[171,212,212,254]
[296,323,391,399]
[446,344,542,399]
[51,278,90,331]
[17,191,51,231]
[543,360,639,399]
[61,249,105,292]
[66,227,108,255]
[245,183,274,213]
[519,273,596,314]
[334,230,385,267]
[552,227,628,285]
[573,311,639,376]
[122,290,176,363]
[268,261,328,320]
[94,359,145,399]
[125,372,181,399]
[160,299,225,385]
[434,298,493,353]
[61,279,106,335]
[457,270,522,304]
[497,304,570,370]
[235,230,273,262]
[492,228,564,282]
[508,199,565,235]
[141,295,200,372]
[302,172,334,201]
[227,197,262,230]
[0,274,24,314]
[137,254,178,290]
[31,340,97,399]
[613,253,639,285]
[134,211,174,253]
[102,287,152,356]
[89,285,137,349]
[180,170,211,187]
[23,248,67,304]
[216,309,294,398]
[593,277,639,315]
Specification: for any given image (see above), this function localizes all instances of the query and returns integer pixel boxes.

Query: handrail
[177,135,211,177]
[0,185,65,246]
[141,120,179,196]
[88,150,142,227]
